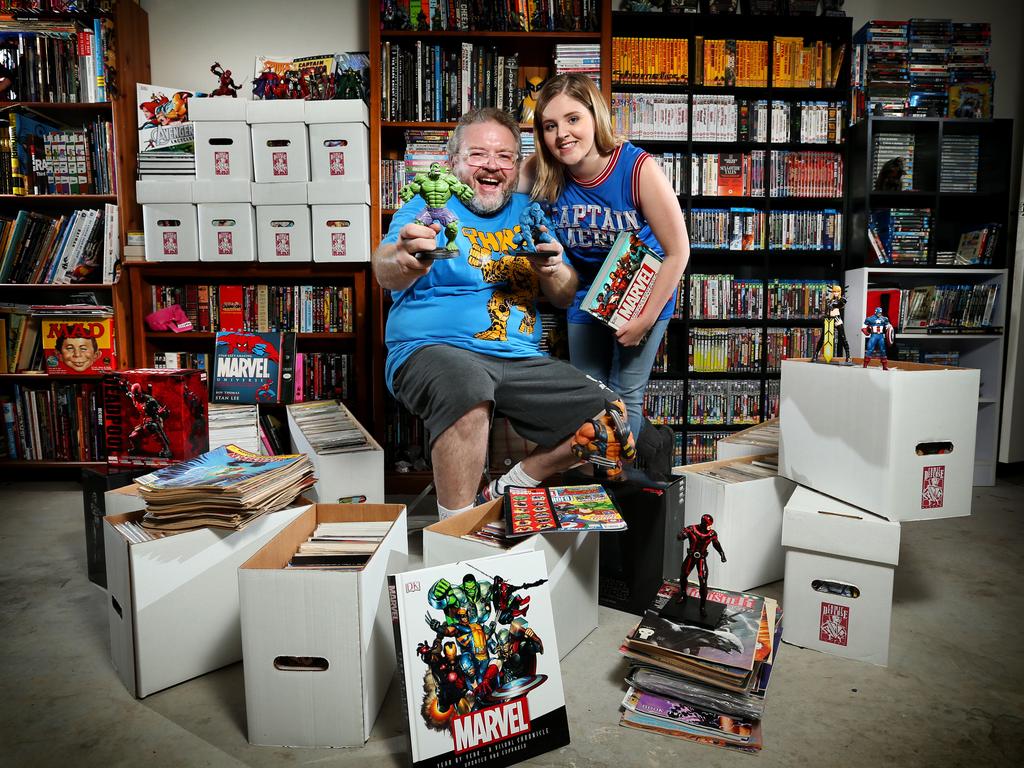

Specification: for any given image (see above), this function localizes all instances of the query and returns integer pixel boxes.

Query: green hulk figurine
[398,162,474,260]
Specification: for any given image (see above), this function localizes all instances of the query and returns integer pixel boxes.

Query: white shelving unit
[845,266,1008,486]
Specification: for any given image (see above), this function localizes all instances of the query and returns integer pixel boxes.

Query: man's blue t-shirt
[383,192,565,394]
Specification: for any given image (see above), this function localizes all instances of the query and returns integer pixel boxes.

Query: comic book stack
[134,444,315,531]
[618,579,783,752]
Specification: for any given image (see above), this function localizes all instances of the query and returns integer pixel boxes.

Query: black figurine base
[660,589,725,629]
[414,248,457,261]
[811,358,856,367]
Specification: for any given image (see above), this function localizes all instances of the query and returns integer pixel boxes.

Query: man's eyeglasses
[460,150,520,170]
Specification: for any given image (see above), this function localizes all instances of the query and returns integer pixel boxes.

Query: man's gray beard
[464,184,514,215]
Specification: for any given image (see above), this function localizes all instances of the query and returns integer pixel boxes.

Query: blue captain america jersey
[546,141,675,324]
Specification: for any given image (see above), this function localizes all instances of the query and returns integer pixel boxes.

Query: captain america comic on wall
[388,550,570,768]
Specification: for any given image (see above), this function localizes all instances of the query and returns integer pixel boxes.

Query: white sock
[494,462,542,495]
[437,502,474,521]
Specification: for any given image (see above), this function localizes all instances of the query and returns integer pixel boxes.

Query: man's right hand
[396,222,441,273]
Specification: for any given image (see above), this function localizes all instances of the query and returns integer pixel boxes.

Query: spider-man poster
[212,330,294,404]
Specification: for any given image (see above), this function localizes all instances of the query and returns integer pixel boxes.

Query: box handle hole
[916,441,953,455]
[274,655,329,671]
[267,139,292,147]
[209,138,235,146]
[110,594,123,618]
[156,219,181,227]
[270,220,295,228]
[325,219,351,228]
[211,219,237,227]
[323,139,348,147]
[812,579,860,599]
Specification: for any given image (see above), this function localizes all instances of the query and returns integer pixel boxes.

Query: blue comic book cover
[388,550,570,768]
[212,330,284,404]
[135,444,305,490]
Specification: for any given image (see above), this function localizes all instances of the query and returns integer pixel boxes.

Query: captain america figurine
[862,306,895,370]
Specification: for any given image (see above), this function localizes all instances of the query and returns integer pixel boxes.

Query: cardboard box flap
[304,99,369,124]
[189,97,249,121]
[783,487,900,565]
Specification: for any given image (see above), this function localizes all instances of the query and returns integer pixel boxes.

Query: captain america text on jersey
[550,204,641,248]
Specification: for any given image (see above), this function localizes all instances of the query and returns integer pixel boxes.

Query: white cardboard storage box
[103,495,308,698]
[716,417,779,461]
[251,122,310,183]
[239,503,408,748]
[143,203,199,262]
[137,179,193,204]
[673,453,796,592]
[307,179,371,205]
[194,121,253,181]
[197,203,256,262]
[247,98,306,124]
[251,180,307,206]
[255,204,312,262]
[779,359,979,521]
[308,123,369,182]
[189,96,249,122]
[193,179,252,203]
[782,486,901,666]
[303,98,369,125]
[423,499,599,658]
[286,402,384,503]
[311,203,370,262]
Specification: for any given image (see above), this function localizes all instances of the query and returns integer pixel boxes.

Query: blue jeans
[567,317,671,438]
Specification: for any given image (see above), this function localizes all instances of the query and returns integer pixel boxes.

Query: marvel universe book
[504,484,627,537]
[212,331,295,404]
[579,231,664,330]
[388,550,570,768]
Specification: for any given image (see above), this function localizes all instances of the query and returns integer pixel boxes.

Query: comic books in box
[103,368,209,468]
[504,484,627,538]
[388,550,570,768]
[213,331,295,404]
[579,231,664,331]
[40,314,117,374]
[137,83,197,153]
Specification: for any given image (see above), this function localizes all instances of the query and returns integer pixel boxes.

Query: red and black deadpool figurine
[117,379,173,458]
[676,513,727,616]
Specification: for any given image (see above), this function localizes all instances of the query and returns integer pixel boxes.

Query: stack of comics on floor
[618,579,783,752]
[135,444,315,531]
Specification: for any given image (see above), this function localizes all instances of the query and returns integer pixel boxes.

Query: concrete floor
[1,475,1022,768]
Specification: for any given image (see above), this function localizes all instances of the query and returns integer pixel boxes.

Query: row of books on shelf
[895,347,960,366]
[646,379,780,427]
[896,283,1000,332]
[1,111,115,196]
[688,207,842,251]
[611,37,688,86]
[867,208,930,264]
[654,147,843,198]
[0,379,104,461]
[685,431,728,465]
[686,276,834,321]
[379,0,599,32]
[939,134,980,193]
[0,204,117,284]
[872,133,915,191]
[380,41,521,123]
[0,14,112,103]
[1,301,115,374]
[151,283,356,334]
[768,150,841,197]
[683,326,820,373]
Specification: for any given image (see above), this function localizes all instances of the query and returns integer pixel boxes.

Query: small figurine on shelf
[811,283,853,365]
[875,157,904,191]
[511,202,555,255]
[675,513,727,617]
[398,162,475,260]
[519,75,547,124]
[862,306,895,370]
[209,62,242,97]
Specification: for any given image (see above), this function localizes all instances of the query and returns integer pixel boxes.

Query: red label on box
[162,232,178,255]
[331,232,346,257]
[329,151,346,176]
[214,151,230,176]
[272,151,289,176]
[275,232,291,256]
[819,602,849,646]
[217,231,233,255]
[921,465,945,509]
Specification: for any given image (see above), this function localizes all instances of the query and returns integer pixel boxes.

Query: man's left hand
[615,314,655,348]
[525,231,564,279]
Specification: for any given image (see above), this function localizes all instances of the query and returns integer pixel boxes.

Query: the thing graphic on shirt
[463,225,538,343]
[550,204,640,249]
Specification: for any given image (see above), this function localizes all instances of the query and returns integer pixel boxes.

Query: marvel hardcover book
[212,331,295,404]
[579,231,664,330]
[388,550,570,768]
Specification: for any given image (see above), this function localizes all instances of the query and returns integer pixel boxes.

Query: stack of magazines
[619,579,783,752]
[286,521,392,570]
[135,444,316,531]
[286,400,370,453]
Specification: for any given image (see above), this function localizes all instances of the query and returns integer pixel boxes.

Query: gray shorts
[393,345,617,452]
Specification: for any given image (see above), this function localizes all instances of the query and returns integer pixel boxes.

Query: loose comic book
[137,83,196,152]
[40,315,117,373]
[504,484,627,537]
[212,330,295,404]
[388,550,570,768]
[135,443,306,491]
[579,231,664,331]
[102,368,209,468]
[252,55,301,100]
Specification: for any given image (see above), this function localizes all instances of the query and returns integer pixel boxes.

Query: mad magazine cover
[504,484,627,537]
[103,369,208,468]
[213,331,295,404]
[388,550,570,768]
[579,231,664,331]
[137,83,197,152]
[630,579,764,673]
[41,315,117,373]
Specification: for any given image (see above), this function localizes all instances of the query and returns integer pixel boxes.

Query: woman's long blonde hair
[530,74,619,203]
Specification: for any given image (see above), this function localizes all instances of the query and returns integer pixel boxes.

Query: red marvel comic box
[103,369,209,468]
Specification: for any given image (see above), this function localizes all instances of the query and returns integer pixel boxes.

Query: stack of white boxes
[140,98,371,263]
[777,359,980,665]
[305,100,370,262]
